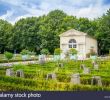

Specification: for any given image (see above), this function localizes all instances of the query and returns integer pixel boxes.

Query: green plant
[20,49,29,55]
[4,51,13,62]
[40,49,49,55]
[69,48,77,55]
[54,48,62,55]
[28,51,36,55]
[0,60,110,91]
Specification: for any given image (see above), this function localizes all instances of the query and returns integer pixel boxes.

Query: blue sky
[0,0,110,24]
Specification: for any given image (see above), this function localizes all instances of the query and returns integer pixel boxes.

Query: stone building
[59,29,97,59]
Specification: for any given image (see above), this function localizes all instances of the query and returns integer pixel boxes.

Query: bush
[20,49,29,55]
[28,51,36,55]
[69,48,77,55]
[54,48,62,55]
[4,51,13,61]
[40,49,49,55]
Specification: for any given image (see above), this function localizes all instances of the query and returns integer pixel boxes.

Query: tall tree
[95,9,110,54]
[11,17,41,53]
[38,10,68,53]
[0,19,13,53]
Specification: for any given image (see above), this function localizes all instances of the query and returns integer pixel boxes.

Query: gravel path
[0,61,38,67]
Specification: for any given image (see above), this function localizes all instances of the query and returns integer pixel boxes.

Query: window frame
[68,39,77,48]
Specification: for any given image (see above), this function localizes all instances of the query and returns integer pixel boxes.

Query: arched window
[68,39,77,48]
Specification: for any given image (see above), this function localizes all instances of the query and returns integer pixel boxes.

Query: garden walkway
[0,61,38,67]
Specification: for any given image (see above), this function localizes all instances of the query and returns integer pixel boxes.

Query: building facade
[59,29,98,59]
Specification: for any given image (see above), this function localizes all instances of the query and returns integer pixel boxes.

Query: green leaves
[69,48,78,55]
[4,51,13,61]
[20,49,30,55]
[54,48,62,55]
[0,19,13,52]
[95,9,110,54]
[40,49,49,55]
[0,9,110,55]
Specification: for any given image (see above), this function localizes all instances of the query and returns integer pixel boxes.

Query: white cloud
[0,10,14,20]
[0,0,23,6]
[0,0,110,24]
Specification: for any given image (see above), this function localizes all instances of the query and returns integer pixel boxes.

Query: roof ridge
[59,29,87,37]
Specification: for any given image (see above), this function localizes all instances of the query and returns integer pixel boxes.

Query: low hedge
[0,81,36,91]
[0,76,110,91]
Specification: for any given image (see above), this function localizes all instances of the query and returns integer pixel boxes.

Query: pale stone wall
[60,29,98,59]
[60,35,86,51]
[85,36,98,54]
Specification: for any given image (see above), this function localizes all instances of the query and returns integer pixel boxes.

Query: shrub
[54,48,62,55]
[69,48,77,55]
[20,49,29,55]
[40,49,49,55]
[4,51,13,62]
[28,51,36,55]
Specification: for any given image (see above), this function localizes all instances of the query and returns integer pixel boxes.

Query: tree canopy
[0,19,13,53]
[0,9,110,55]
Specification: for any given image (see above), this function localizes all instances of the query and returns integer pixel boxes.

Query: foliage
[109,50,110,55]
[0,9,110,55]
[54,48,62,55]
[40,49,49,55]
[28,51,36,55]
[69,48,77,55]
[4,51,13,61]
[0,60,110,91]
[20,49,29,55]
[0,20,13,53]
[95,9,110,54]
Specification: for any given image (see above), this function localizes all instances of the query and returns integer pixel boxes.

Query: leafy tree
[0,9,110,55]
[38,10,67,53]
[4,51,13,62]
[11,17,41,53]
[40,49,49,55]
[95,9,110,54]
[76,18,97,36]
[0,20,13,53]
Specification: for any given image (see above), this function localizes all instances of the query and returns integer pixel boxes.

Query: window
[68,39,77,48]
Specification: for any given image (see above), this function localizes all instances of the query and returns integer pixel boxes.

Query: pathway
[0,61,38,67]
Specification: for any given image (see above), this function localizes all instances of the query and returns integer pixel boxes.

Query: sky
[0,0,110,24]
